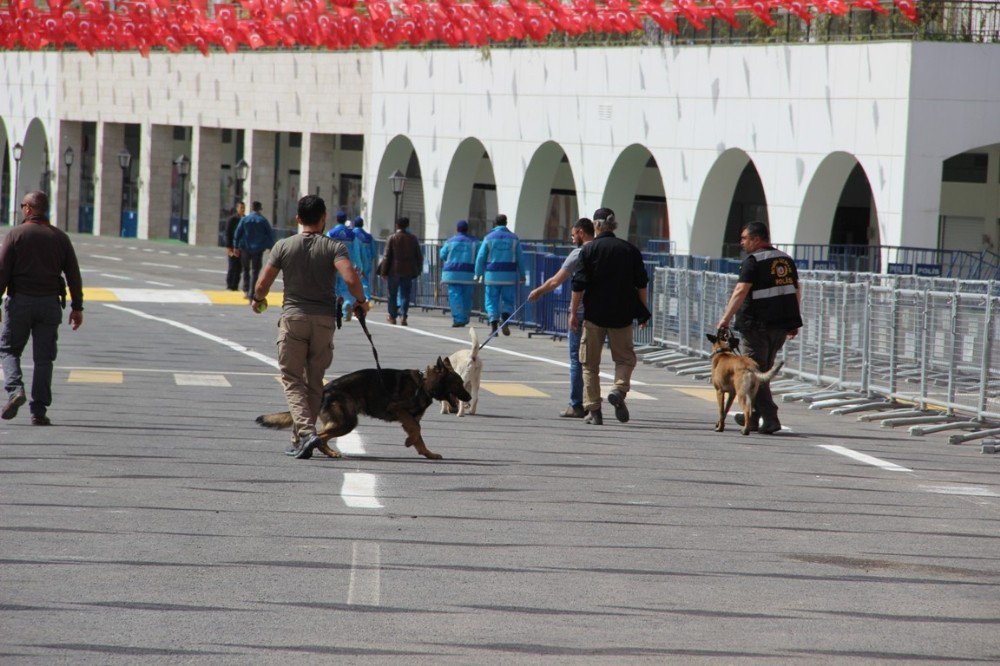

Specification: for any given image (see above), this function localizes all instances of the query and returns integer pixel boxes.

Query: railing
[648,267,1000,422]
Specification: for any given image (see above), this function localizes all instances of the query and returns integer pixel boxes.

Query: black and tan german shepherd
[256,357,471,460]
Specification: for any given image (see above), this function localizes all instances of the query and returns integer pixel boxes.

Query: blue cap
[336,210,347,222]
[353,216,364,228]
[457,219,469,232]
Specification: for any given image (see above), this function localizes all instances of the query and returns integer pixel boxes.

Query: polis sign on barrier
[916,263,943,277]
[887,263,913,275]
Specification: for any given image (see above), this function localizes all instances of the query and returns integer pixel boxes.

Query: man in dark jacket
[570,208,649,426]
[381,217,422,326]
[234,201,276,299]
[716,221,802,434]
[224,201,245,291]
[0,191,84,426]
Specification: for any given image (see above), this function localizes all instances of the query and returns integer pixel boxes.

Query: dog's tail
[256,411,294,429]
[754,360,785,384]
[469,326,479,360]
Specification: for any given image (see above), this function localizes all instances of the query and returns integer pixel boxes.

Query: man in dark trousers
[716,221,802,434]
[234,201,276,299]
[0,191,84,425]
[570,208,649,426]
[224,201,245,291]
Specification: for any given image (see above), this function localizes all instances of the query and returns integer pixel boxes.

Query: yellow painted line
[673,387,719,402]
[203,290,284,305]
[481,382,550,398]
[68,370,124,384]
[82,288,119,302]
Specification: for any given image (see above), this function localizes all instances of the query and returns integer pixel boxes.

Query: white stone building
[1,41,999,264]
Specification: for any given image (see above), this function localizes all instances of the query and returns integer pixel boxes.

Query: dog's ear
[706,333,717,344]
[442,356,454,370]
[435,356,445,368]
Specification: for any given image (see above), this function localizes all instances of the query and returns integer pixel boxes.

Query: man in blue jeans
[527,218,594,418]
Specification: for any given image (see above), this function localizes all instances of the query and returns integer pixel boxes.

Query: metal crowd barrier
[646,267,1000,449]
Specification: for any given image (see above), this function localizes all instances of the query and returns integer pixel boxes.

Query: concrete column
[246,129,276,222]
[190,126,223,247]
[55,121,84,233]
[137,123,173,240]
[93,122,125,237]
[303,132,336,206]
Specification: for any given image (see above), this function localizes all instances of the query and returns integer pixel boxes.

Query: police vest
[736,248,803,331]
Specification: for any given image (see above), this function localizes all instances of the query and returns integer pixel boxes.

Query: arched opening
[16,119,51,220]
[515,141,578,241]
[371,135,426,239]
[439,138,498,240]
[1,119,10,226]
[798,152,880,270]
[938,143,1000,254]
[602,144,668,251]
[691,149,767,257]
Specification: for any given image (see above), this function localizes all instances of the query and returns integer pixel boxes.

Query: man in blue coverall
[474,214,526,335]
[439,220,480,327]
[233,201,276,299]
[326,210,362,320]
[352,215,375,304]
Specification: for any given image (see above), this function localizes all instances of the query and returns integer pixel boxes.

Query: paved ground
[2,232,999,664]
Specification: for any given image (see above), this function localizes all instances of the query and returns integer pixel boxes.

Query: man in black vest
[716,221,802,434]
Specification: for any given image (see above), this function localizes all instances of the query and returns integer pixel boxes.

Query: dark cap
[336,210,347,222]
[457,219,469,232]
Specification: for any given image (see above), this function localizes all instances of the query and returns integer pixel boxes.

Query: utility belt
[5,279,66,308]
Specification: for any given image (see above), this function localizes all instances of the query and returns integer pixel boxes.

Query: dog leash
[477,300,529,351]
[355,308,386,386]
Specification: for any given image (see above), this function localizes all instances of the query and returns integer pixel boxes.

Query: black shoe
[284,441,301,456]
[1,389,26,420]
[400,317,408,326]
[490,321,499,334]
[31,415,51,426]
[759,419,782,435]
[560,405,587,418]
[584,409,603,425]
[607,390,629,423]
[501,313,511,336]
[294,434,321,460]
[452,322,465,327]
[734,413,760,432]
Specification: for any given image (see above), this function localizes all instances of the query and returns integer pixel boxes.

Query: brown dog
[706,332,784,435]
[257,357,471,460]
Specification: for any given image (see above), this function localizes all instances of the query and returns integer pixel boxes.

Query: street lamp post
[389,169,406,224]
[63,146,74,232]
[12,142,23,224]
[234,158,249,205]
[117,149,131,237]
[174,154,190,242]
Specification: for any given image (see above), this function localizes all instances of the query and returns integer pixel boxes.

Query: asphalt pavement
[2,232,999,664]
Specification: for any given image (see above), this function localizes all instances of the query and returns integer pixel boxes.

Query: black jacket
[571,231,649,328]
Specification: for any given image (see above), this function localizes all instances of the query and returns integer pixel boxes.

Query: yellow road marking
[672,387,719,402]
[82,288,119,302]
[481,382,550,398]
[68,370,124,384]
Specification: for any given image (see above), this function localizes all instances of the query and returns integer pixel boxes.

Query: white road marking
[817,444,912,472]
[347,541,381,606]
[367,321,647,386]
[99,273,132,280]
[336,432,366,456]
[197,268,228,274]
[174,373,231,387]
[103,304,279,369]
[142,248,154,253]
[920,485,1000,498]
[141,262,181,269]
[145,280,174,287]
[89,254,122,261]
[341,473,382,509]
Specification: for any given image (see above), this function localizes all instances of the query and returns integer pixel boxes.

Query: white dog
[440,326,482,417]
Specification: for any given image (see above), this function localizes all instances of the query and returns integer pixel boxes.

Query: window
[288,132,302,148]
[341,135,364,151]
[942,153,988,184]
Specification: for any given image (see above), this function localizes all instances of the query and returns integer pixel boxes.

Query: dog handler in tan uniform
[251,194,367,457]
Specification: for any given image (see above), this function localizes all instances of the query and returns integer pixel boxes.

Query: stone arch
[371,134,426,239]
[439,138,497,240]
[16,118,52,215]
[797,151,879,246]
[690,149,768,257]
[0,117,10,225]
[602,143,668,250]
[515,141,578,241]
